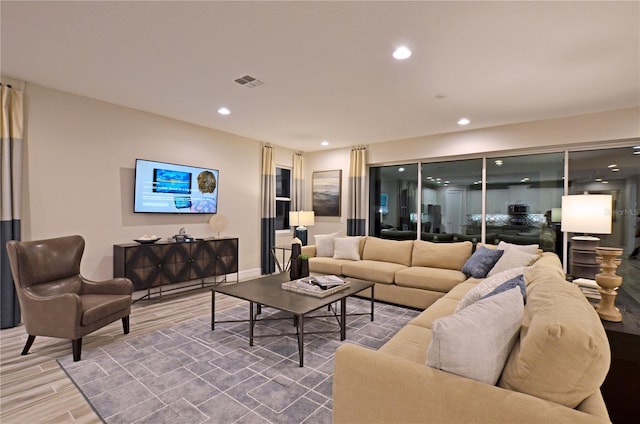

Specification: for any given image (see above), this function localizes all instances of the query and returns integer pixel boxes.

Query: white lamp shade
[561,194,612,234]
[289,210,315,227]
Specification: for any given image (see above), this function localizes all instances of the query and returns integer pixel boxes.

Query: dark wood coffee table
[211,273,375,366]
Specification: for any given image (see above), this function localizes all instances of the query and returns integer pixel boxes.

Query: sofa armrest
[333,344,609,424]
[301,245,316,257]
[80,276,133,295]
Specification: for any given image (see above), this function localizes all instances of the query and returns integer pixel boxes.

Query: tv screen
[134,159,219,214]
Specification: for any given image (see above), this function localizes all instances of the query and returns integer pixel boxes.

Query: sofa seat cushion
[81,294,131,326]
[379,324,432,364]
[395,267,467,292]
[309,257,348,275]
[498,279,611,408]
[408,297,459,329]
[341,260,406,284]
[411,240,472,270]
[445,281,478,301]
[362,237,413,266]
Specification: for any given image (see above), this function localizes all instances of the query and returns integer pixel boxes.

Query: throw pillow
[333,237,361,261]
[314,232,339,257]
[487,246,538,277]
[480,274,527,304]
[497,241,539,254]
[426,287,524,385]
[461,246,504,278]
[455,266,528,312]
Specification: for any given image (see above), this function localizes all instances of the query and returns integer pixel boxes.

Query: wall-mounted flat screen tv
[134,159,219,214]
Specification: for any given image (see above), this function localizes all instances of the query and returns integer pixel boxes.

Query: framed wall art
[312,170,342,216]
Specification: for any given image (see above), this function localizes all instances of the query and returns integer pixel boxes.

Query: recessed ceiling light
[634,145,640,149]
[457,118,470,126]
[607,164,618,168]
[595,178,603,182]
[495,160,503,166]
[398,167,405,172]
[602,181,609,184]
[392,46,412,60]
[218,107,230,115]
[611,168,620,172]
[321,140,329,146]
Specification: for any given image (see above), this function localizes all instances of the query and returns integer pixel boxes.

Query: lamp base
[594,247,624,322]
[295,228,308,246]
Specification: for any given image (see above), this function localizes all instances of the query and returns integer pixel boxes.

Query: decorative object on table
[572,278,601,301]
[209,214,228,237]
[312,170,342,216]
[299,254,310,278]
[561,194,613,279]
[289,241,302,280]
[133,235,160,244]
[281,278,350,298]
[289,210,315,245]
[594,247,624,322]
[173,227,193,242]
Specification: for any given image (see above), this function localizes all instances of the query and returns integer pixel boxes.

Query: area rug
[58,298,420,424]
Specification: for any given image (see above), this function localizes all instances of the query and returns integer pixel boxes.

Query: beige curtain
[260,144,276,274]
[347,146,367,236]
[291,152,304,211]
[1,83,24,328]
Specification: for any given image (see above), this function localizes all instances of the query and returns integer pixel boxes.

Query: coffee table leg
[340,298,347,340]
[211,290,216,330]
[370,285,375,321]
[297,314,304,367]
[249,301,254,347]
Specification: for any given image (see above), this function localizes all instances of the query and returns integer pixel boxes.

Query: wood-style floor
[0,288,243,424]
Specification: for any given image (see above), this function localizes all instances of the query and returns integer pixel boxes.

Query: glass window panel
[486,153,564,256]
[369,164,419,238]
[421,159,483,241]
[568,145,639,267]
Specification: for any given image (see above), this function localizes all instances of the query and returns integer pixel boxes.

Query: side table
[594,287,640,423]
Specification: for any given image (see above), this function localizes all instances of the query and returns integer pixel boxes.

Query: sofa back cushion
[412,240,472,270]
[498,276,611,408]
[362,237,413,266]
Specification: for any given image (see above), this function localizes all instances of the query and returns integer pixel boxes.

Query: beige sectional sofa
[302,236,611,422]
[302,236,475,309]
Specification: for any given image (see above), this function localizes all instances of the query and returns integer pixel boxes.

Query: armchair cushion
[81,294,132,326]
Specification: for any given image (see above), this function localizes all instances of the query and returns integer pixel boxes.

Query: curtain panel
[260,144,276,274]
[1,84,24,328]
[291,152,304,211]
[347,146,367,236]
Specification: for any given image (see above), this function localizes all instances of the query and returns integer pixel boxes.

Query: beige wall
[21,84,264,280]
[15,82,639,278]
[304,107,640,241]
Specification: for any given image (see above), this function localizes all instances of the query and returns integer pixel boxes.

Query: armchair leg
[72,338,82,362]
[21,335,36,356]
[122,316,130,334]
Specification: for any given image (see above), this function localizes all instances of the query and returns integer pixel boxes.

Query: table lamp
[289,210,315,246]
[561,194,623,321]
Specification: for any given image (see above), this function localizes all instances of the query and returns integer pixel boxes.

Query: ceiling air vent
[234,75,263,88]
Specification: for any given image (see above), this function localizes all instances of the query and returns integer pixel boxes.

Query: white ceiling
[2,1,639,152]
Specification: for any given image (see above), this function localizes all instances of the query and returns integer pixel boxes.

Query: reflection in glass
[568,147,639,256]
[369,164,418,239]
[421,159,483,241]
[485,153,564,256]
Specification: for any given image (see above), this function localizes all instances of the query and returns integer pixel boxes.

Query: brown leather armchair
[5,235,133,361]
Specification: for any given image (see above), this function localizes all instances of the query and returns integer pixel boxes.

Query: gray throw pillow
[481,274,527,304]
[461,246,504,278]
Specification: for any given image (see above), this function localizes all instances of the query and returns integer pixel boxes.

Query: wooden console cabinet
[113,237,238,293]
